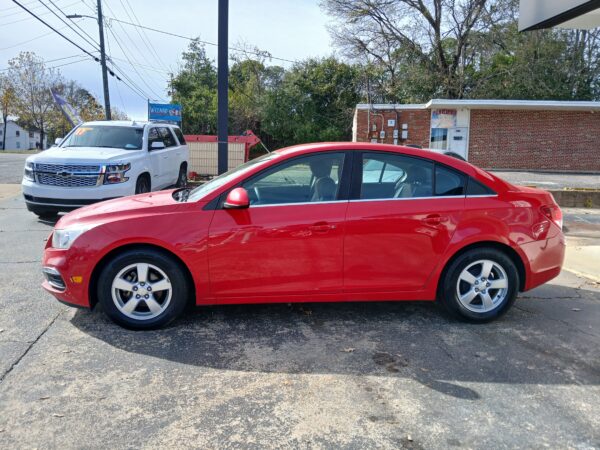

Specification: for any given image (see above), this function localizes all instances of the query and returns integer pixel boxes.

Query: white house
[0,120,47,150]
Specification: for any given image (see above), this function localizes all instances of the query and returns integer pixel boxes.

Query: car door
[147,127,168,188]
[343,151,466,293]
[157,127,179,185]
[207,152,350,298]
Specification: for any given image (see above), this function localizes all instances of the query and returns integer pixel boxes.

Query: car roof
[274,142,507,189]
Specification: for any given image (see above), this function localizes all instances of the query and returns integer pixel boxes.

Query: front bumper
[42,244,92,308]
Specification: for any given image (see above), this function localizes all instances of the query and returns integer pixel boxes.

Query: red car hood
[57,190,187,228]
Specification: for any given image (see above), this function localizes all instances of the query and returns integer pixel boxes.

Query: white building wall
[0,121,46,150]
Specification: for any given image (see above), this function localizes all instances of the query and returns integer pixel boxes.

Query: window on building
[0,129,3,136]
[29,131,34,138]
[15,130,20,137]
[430,128,448,150]
[16,141,20,149]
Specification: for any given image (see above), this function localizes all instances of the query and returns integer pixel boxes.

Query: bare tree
[322,0,507,99]
[0,74,17,151]
[7,52,62,149]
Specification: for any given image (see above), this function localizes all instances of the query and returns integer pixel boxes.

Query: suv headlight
[104,163,131,184]
[24,161,35,182]
[52,225,94,249]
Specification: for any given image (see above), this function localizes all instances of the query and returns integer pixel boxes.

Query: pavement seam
[0,311,62,384]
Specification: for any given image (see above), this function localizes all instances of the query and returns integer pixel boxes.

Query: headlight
[51,226,93,249]
[104,163,131,184]
[24,161,35,182]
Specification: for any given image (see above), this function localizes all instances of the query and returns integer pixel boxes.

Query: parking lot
[0,157,599,448]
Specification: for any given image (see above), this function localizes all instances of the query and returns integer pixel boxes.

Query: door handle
[422,214,448,225]
[309,222,336,233]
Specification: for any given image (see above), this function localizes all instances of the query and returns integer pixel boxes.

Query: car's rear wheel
[96,248,189,329]
[135,175,150,194]
[439,248,519,322]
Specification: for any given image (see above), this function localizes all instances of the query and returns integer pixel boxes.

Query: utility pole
[97,0,111,120]
[217,0,228,174]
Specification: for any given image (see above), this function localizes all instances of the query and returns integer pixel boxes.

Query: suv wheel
[96,248,189,329]
[439,248,519,322]
[135,175,150,194]
[175,164,187,188]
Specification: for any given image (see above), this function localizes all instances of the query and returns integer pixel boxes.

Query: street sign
[148,102,182,124]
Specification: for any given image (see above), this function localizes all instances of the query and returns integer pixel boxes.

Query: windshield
[61,125,144,150]
[187,152,278,202]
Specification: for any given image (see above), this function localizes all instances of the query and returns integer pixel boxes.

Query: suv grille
[34,163,102,188]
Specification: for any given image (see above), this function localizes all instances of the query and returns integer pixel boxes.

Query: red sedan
[42,143,565,329]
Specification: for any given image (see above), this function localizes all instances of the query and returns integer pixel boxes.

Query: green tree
[262,58,361,147]
[8,52,62,149]
[0,74,17,151]
[169,39,218,134]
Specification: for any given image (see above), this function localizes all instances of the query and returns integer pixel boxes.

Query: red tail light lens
[541,205,563,230]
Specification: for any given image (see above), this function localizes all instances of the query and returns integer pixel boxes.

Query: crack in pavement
[0,311,61,384]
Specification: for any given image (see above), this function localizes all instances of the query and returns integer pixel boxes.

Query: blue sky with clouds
[1,0,334,119]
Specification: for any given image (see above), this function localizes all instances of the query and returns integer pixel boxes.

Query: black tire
[96,248,190,329]
[175,163,187,188]
[439,248,519,322]
[135,174,150,194]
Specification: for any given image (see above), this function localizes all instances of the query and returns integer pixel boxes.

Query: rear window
[466,178,496,196]
[173,127,186,145]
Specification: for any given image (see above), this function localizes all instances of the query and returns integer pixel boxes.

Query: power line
[10,0,100,61]
[0,55,88,72]
[36,0,100,52]
[0,0,80,26]
[46,0,100,49]
[104,16,298,64]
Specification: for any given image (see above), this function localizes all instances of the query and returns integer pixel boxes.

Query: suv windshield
[61,125,144,150]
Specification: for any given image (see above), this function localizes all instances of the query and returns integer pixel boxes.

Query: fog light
[70,275,83,284]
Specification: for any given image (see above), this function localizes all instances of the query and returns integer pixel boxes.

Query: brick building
[352,99,600,172]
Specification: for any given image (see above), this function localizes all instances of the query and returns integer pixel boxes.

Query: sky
[0,0,334,119]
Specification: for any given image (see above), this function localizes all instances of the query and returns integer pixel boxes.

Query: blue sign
[148,103,182,123]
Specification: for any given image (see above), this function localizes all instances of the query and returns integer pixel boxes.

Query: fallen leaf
[62,350,71,354]
[407,435,413,442]
[39,396,50,400]
[420,368,429,372]
[0,329,4,333]
[571,308,581,312]
[341,348,355,353]
[52,413,64,418]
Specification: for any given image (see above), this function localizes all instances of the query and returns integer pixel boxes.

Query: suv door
[343,151,466,292]
[157,127,180,185]
[147,127,168,189]
[207,152,350,298]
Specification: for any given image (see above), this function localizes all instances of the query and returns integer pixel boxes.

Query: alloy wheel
[456,259,509,313]
[111,263,172,320]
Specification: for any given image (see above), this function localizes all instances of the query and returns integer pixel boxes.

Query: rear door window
[173,127,186,145]
[158,127,177,147]
[360,153,433,199]
[435,165,466,196]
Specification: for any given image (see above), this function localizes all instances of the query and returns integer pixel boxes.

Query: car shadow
[71,283,600,400]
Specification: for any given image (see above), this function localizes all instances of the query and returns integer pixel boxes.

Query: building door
[447,127,468,159]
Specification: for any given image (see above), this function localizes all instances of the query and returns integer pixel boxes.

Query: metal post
[97,0,111,120]
[217,0,228,174]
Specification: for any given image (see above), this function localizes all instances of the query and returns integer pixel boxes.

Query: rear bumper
[520,231,566,291]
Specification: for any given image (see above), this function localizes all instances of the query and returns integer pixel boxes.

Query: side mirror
[224,187,250,209]
[151,141,166,150]
[54,138,63,145]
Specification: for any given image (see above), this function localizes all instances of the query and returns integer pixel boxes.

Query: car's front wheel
[96,248,190,329]
[439,248,519,322]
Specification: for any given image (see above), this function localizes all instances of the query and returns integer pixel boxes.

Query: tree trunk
[2,115,6,151]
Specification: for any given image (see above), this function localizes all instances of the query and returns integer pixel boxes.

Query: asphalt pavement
[0,168,599,447]
[0,152,30,184]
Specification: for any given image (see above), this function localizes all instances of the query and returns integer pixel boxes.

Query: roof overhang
[356,99,600,112]
[519,0,600,31]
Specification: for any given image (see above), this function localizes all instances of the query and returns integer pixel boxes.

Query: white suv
[22,121,189,218]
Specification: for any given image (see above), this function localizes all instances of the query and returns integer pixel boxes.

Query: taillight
[541,204,563,230]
